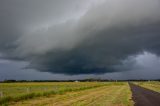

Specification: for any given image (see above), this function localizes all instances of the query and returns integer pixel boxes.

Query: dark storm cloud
[0,0,160,75]
[25,23,160,75]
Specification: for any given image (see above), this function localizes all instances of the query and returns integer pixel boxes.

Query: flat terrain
[0,82,104,98]
[1,81,160,106]
[10,83,132,106]
[129,83,160,106]
[0,82,133,106]
[134,81,160,93]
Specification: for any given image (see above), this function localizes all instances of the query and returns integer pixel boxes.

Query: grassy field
[0,82,133,106]
[134,81,160,93]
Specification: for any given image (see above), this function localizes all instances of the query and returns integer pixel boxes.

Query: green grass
[0,82,110,105]
[9,82,133,106]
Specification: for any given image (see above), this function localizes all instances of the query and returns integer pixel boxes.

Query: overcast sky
[0,0,160,80]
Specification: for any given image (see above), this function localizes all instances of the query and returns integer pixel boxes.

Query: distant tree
[3,80,16,83]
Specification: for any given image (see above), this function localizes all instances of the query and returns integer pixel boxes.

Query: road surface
[129,83,160,106]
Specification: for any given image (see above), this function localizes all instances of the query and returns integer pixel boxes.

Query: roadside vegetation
[0,82,133,106]
[0,82,111,105]
[134,81,160,93]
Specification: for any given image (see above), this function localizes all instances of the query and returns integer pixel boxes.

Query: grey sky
[0,0,160,80]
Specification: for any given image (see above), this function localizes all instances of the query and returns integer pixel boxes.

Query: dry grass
[134,81,160,93]
[0,82,107,105]
[9,82,133,106]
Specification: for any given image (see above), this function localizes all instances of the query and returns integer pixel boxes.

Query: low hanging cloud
[0,0,160,75]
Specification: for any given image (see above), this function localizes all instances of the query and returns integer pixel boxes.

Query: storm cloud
[0,0,160,76]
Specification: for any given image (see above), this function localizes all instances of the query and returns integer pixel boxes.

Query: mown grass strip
[0,84,106,105]
[11,83,132,106]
